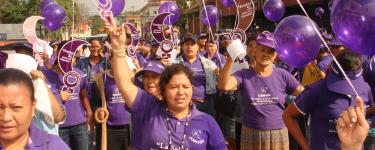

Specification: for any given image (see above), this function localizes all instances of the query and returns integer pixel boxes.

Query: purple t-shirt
[0,124,70,150]
[183,57,207,100]
[233,67,299,130]
[357,57,375,128]
[294,78,373,150]
[42,68,88,128]
[318,55,333,73]
[104,73,130,126]
[205,53,226,69]
[129,88,226,150]
[91,63,100,81]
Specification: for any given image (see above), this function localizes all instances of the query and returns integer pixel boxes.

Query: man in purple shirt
[283,50,374,150]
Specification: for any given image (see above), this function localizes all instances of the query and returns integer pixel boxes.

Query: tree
[175,0,192,31]
[0,0,81,40]
[0,0,40,23]
[89,15,105,35]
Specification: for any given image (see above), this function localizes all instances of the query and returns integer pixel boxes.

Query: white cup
[226,39,247,61]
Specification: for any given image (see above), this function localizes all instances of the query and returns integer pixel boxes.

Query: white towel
[33,78,55,126]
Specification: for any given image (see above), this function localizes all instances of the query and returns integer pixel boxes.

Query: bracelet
[111,49,127,58]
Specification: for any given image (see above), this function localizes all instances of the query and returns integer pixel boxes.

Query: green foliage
[0,0,41,23]
[175,0,190,29]
[89,15,104,35]
[0,0,81,40]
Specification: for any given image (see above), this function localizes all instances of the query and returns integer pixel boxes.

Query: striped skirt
[241,126,289,150]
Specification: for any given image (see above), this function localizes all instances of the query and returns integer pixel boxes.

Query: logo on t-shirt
[189,129,205,145]
[250,86,279,105]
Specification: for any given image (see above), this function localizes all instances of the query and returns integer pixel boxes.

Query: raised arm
[217,56,238,91]
[103,15,138,109]
[30,70,65,123]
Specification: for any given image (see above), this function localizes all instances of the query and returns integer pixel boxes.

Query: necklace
[165,106,192,150]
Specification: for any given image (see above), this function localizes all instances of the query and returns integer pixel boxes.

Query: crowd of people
[0,14,374,150]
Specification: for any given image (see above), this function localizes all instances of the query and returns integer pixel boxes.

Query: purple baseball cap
[256,31,275,49]
[0,51,8,69]
[326,66,365,95]
[135,61,165,78]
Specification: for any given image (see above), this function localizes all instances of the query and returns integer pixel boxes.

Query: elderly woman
[103,15,227,149]
[0,68,69,149]
[218,31,304,150]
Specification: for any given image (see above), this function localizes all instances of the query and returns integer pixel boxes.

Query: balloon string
[233,0,238,28]
[201,0,222,68]
[295,0,359,96]
[200,0,215,41]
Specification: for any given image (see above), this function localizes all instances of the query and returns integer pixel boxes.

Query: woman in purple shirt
[283,50,374,150]
[103,16,227,150]
[218,31,304,150]
[0,68,70,150]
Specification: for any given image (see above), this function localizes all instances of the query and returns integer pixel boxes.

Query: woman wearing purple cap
[218,31,304,150]
[283,50,374,150]
[0,68,70,149]
[134,61,165,99]
[103,16,227,150]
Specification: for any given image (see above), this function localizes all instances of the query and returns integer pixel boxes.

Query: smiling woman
[0,68,69,150]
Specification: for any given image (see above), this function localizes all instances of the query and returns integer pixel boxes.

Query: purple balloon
[221,0,235,7]
[331,0,375,55]
[158,2,180,25]
[263,0,285,22]
[40,0,56,15]
[274,15,321,67]
[42,4,67,31]
[200,5,219,26]
[98,0,125,17]
[315,7,325,17]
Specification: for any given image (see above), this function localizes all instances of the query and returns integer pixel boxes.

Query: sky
[75,0,148,16]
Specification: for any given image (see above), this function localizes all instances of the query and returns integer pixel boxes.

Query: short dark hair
[334,49,363,72]
[89,38,102,45]
[0,68,35,101]
[246,32,258,45]
[159,64,193,98]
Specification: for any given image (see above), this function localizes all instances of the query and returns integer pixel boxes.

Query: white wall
[0,24,24,40]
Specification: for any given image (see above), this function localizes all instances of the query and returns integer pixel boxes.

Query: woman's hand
[102,14,126,51]
[336,96,369,150]
[60,91,70,102]
[30,70,46,81]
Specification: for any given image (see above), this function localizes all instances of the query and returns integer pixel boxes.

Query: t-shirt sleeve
[80,73,88,89]
[282,69,300,94]
[207,116,227,150]
[233,69,244,88]
[293,86,318,115]
[128,88,156,116]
